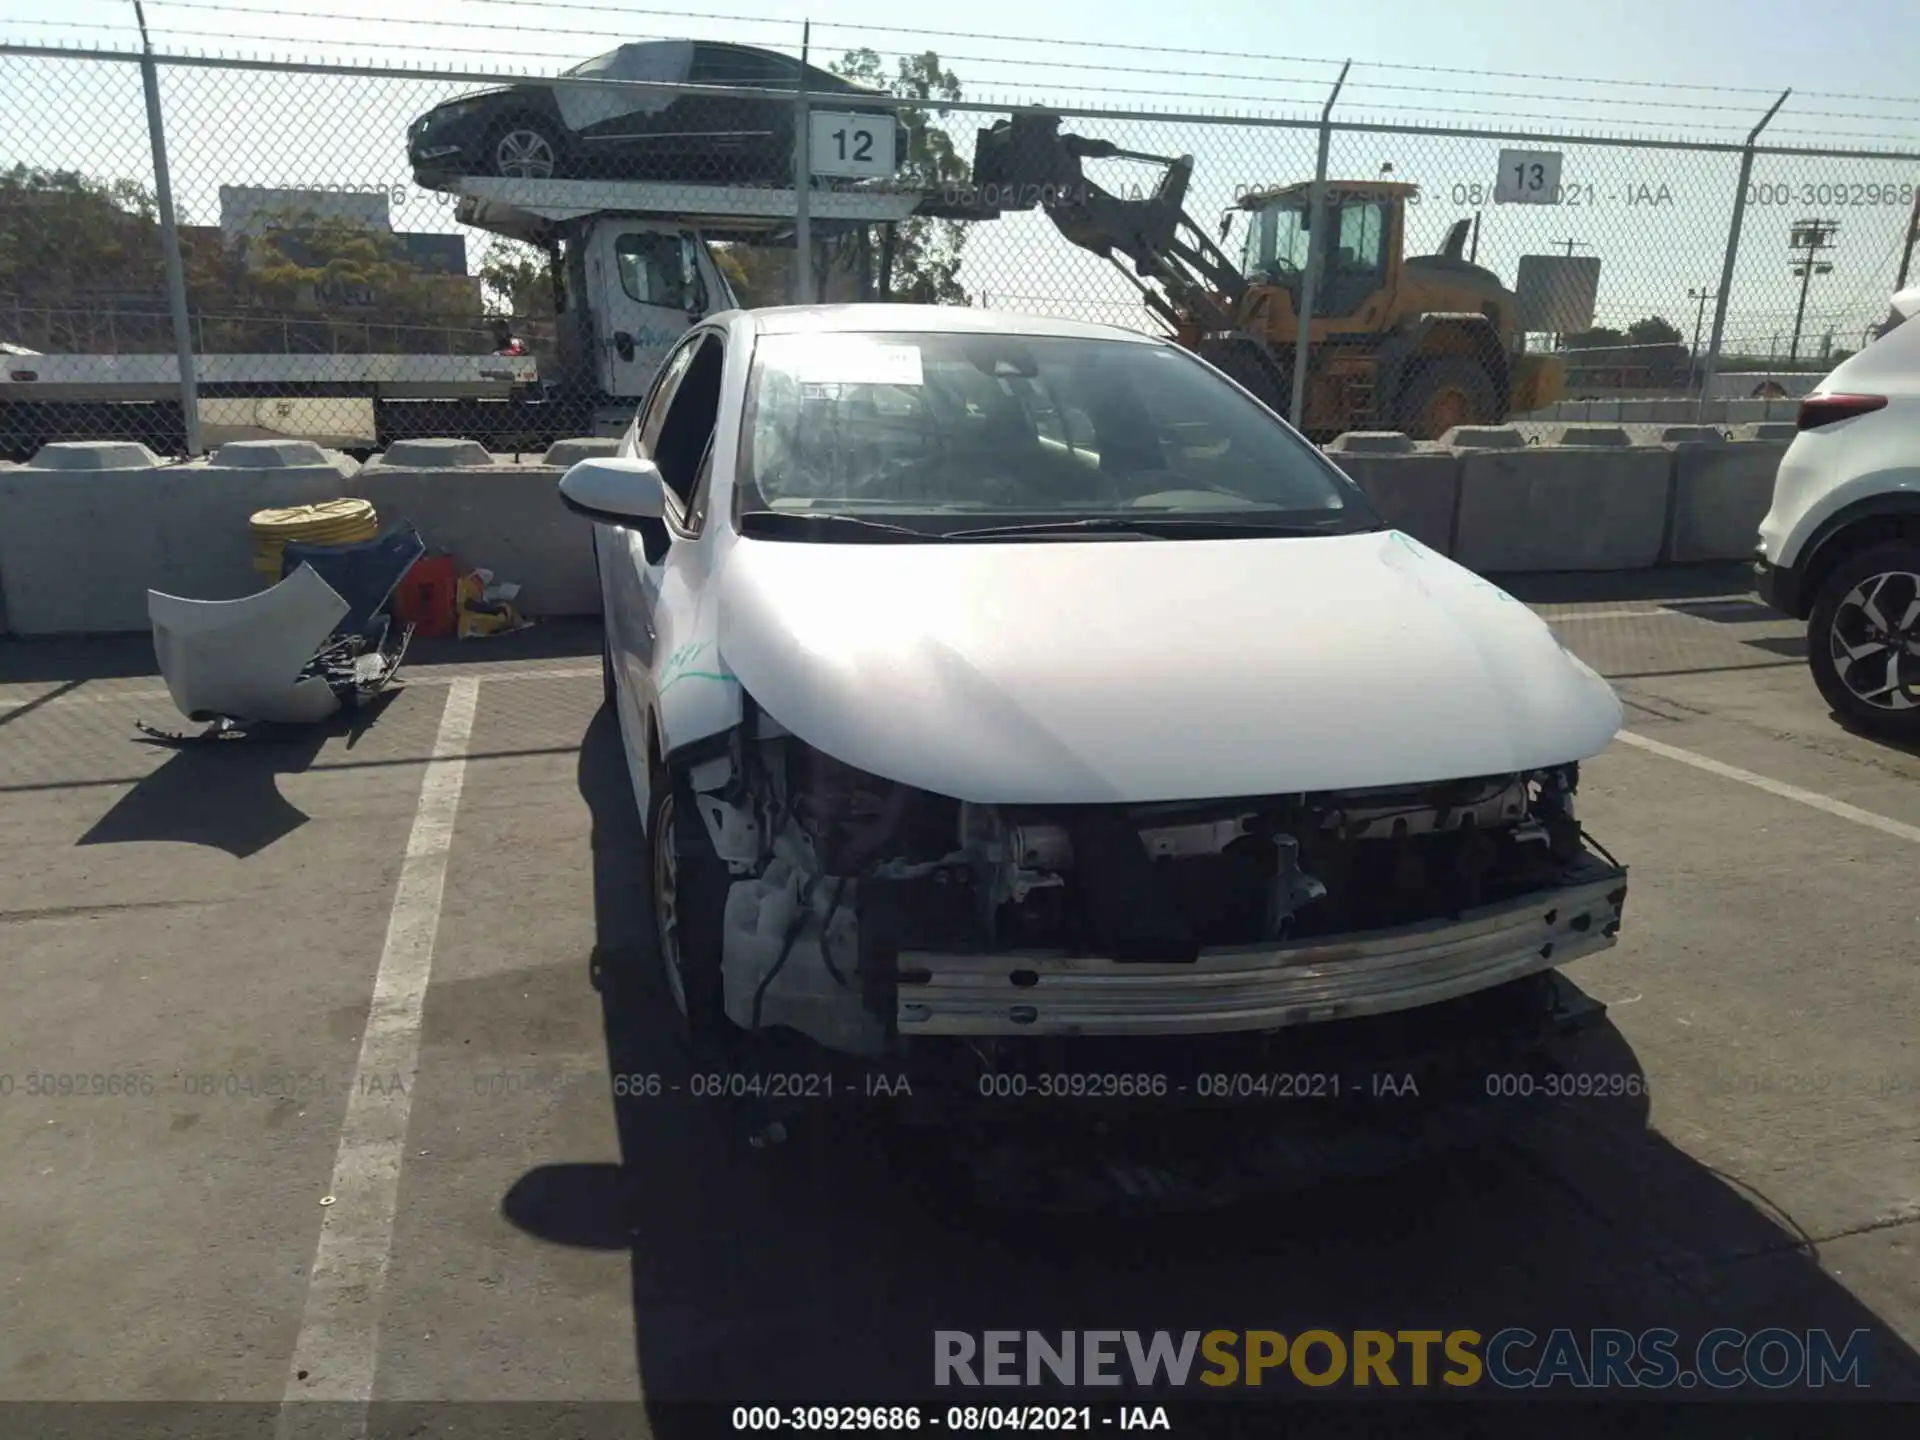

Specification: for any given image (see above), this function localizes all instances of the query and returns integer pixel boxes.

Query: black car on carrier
[407,39,907,187]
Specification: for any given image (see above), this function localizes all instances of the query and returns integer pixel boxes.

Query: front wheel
[1806,542,1920,738]
[485,115,565,180]
[645,761,735,1048]
[1394,356,1499,440]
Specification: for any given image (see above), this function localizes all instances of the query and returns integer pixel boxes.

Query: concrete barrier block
[1664,437,1789,563]
[1659,425,1729,446]
[1738,421,1799,442]
[1454,445,1672,573]
[543,437,622,468]
[157,447,362,601]
[0,445,168,633]
[346,452,598,616]
[1325,434,1460,554]
[1440,425,1527,450]
[370,437,495,469]
[29,440,164,471]
[204,438,342,469]
[1549,424,1633,448]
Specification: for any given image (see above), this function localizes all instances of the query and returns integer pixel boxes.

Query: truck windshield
[1244,199,1311,282]
[736,330,1376,535]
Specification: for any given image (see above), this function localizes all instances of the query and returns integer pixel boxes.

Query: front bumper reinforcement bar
[895,864,1627,1038]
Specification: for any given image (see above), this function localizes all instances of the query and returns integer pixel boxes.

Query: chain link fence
[2,39,1917,459]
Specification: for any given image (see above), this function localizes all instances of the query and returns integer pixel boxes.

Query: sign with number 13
[1494,148,1564,205]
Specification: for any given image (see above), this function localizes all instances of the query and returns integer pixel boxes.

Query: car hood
[716,528,1623,804]
[424,87,516,117]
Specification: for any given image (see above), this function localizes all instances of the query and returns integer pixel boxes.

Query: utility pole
[1896,185,1920,293]
[792,19,813,305]
[1786,218,1838,366]
[1686,284,1714,393]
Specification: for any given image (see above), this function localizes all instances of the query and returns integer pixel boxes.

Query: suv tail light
[1797,393,1887,430]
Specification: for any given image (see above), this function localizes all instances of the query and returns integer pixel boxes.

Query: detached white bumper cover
[895,866,1627,1037]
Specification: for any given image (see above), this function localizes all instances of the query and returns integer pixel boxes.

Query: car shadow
[500,704,1920,1428]
[76,691,396,858]
[397,617,602,669]
[1494,562,1758,608]
[0,632,164,686]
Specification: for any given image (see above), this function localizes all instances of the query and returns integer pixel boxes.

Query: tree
[1562,326,1626,350]
[232,206,482,353]
[0,167,492,355]
[1625,316,1682,347]
[478,237,554,320]
[0,165,169,347]
[1562,317,1687,389]
[827,48,971,304]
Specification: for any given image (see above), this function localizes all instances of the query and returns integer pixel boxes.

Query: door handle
[613,331,635,361]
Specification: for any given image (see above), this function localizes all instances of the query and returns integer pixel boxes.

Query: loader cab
[1237,180,1413,330]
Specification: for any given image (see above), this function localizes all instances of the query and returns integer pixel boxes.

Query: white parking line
[0,664,600,710]
[1616,729,1920,844]
[1544,598,1766,624]
[277,677,480,1428]
[1546,609,1674,623]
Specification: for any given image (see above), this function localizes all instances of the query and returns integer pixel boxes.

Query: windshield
[1244,199,1311,282]
[736,331,1375,535]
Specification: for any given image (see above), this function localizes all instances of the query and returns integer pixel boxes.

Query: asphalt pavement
[1,561,1916,1434]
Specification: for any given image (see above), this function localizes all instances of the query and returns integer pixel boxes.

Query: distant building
[219,186,391,248]
[214,185,477,305]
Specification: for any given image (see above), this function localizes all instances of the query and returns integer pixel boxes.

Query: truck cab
[554,216,738,432]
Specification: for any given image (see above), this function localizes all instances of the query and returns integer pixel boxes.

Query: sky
[3,0,1917,357]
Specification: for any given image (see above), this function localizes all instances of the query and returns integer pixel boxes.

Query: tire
[1805,541,1920,739]
[645,758,735,1049]
[1394,356,1500,440]
[484,114,565,180]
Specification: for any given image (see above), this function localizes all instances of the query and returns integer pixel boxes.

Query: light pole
[1787,218,1838,366]
[1686,285,1714,393]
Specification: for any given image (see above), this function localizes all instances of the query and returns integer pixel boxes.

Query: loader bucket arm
[973,112,1250,335]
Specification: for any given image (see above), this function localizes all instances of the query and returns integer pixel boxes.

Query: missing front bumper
[895,862,1627,1038]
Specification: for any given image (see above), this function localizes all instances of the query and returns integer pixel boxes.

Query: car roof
[735,305,1162,345]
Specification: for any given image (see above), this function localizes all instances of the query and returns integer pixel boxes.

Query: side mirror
[559,456,666,525]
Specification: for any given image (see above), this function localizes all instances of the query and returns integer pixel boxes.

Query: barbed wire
[43,1,1907,124]
[10,0,1920,112]
[8,18,1917,144]
[121,0,1920,108]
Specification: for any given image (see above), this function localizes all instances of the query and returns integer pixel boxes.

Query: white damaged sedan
[561,306,1629,1176]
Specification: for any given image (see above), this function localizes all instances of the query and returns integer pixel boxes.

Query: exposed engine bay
[681,707,1627,1059]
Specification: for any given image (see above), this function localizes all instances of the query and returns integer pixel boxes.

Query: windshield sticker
[791,339,924,387]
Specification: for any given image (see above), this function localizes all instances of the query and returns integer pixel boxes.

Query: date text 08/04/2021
[730,1407,1170,1432]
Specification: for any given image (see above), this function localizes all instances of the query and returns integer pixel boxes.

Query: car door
[605,331,700,721]
[557,40,693,170]
[611,330,728,795]
[588,221,710,399]
[677,44,795,173]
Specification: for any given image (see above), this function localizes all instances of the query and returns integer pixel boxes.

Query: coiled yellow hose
[249,499,379,577]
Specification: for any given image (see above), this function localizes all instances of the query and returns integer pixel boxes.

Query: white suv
[1755,286,1920,736]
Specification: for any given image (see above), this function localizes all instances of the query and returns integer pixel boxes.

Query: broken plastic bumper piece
[145,558,414,737]
[894,862,1627,1038]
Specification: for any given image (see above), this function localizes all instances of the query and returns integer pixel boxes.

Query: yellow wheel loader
[970,112,1563,440]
